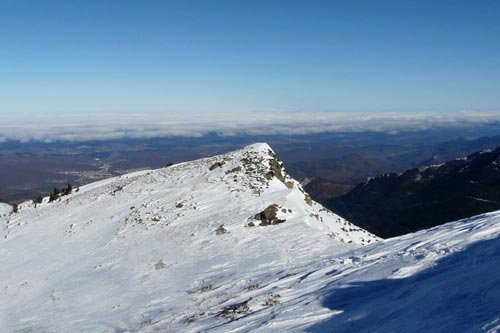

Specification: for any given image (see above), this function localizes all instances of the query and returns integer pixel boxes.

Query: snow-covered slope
[0,143,376,332]
[2,143,500,332]
[303,212,500,333]
[0,203,12,215]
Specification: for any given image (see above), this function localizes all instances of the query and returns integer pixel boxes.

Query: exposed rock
[218,299,251,319]
[209,161,225,171]
[200,284,213,292]
[247,283,260,291]
[264,150,294,189]
[253,204,286,226]
[262,293,281,307]
[225,166,242,174]
[215,224,227,235]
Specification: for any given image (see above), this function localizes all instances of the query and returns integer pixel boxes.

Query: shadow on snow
[307,235,500,333]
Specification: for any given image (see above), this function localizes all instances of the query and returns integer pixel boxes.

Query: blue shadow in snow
[306,235,500,333]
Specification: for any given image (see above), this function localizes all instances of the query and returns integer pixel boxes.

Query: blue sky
[1,0,500,115]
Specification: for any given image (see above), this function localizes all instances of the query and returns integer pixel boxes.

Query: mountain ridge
[2,143,500,332]
[0,143,376,332]
[325,146,500,238]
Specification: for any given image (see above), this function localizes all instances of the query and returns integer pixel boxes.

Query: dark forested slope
[325,147,500,238]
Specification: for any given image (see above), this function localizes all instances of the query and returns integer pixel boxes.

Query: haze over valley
[2,1,500,331]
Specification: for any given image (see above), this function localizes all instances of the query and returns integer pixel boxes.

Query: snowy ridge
[2,143,500,332]
[0,143,376,332]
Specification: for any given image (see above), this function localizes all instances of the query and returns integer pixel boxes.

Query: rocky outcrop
[249,204,286,226]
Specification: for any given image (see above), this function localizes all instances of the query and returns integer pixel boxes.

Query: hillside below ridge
[326,146,500,238]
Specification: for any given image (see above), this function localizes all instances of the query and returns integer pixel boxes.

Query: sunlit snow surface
[0,203,11,215]
[1,143,499,332]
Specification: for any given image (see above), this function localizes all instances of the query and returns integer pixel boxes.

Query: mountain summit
[0,143,376,332]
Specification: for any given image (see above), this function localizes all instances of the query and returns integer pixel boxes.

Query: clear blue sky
[1,0,499,115]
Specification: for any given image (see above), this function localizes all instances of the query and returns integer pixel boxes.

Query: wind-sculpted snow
[1,143,499,332]
[192,211,500,333]
[0,143,375,332]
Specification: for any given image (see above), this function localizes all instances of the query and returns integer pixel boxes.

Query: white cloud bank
[0,111,499,143]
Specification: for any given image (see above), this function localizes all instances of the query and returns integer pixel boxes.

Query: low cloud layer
[0,112,499,143]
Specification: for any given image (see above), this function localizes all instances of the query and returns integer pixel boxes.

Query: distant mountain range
[297,134,500,200]
[290,154,400,201]
[325,147,500,238]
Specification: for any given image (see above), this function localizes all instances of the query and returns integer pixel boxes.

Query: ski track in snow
[0,143,499,332]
